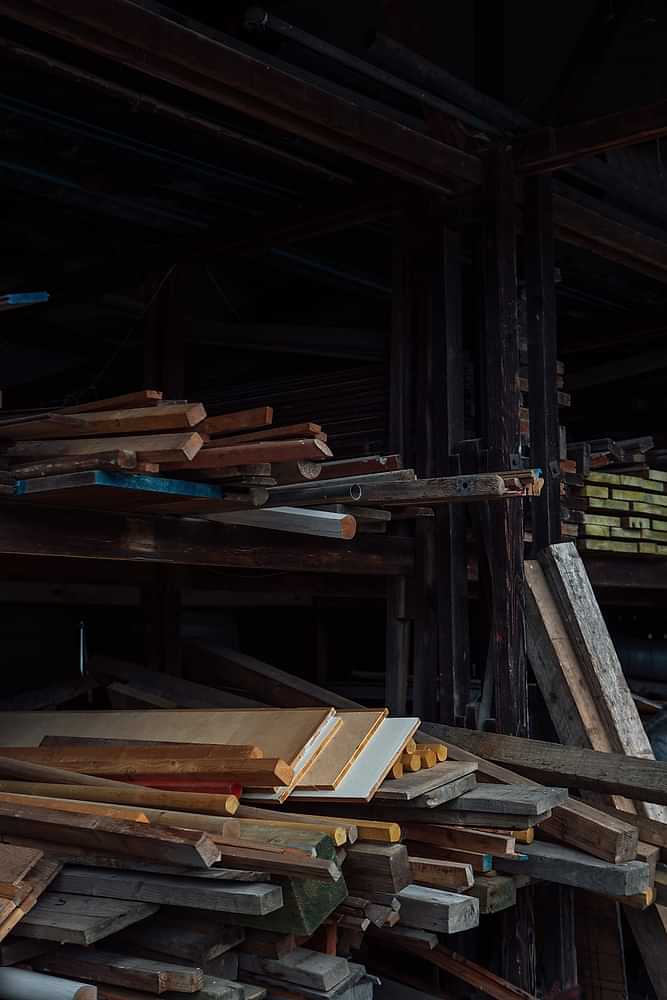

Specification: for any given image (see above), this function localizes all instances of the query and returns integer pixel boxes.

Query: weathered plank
[15,892,159,944]
[494,841,649,896]
[239,948,350,991]
[33,947,204,994]
[442,783,567,816]
[374,762,478,803]
[53,867,282,915]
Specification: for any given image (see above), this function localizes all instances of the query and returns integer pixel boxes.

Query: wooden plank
[442,783,567,816]
[538,542,667,822]
[85,662,264,710]
[112,913,244,963]
[7,432,204,463]
[0,750,292,789]
[287,717,420,804]
[208,423,323,447]
[403,844,492,874]
[592,804,667,850]
[428,727,667,806]
[0,857,62,943]
[61,391,164,414]
[90,978,247,1000]
[15,893,159,944]
[467,874,516,914]
[11,452,140,479]
[0,708,335,773]
[374,762,477,802]
[408,857,473,892]
[238,948,350,991]
[317,456,402,480]
[297,711,387,790]
[396,885,479,934]
[203,408,273,437]
[399,824,516,856]
[0,804,221,868]
[0,967,97,1000]
[33,948,204,994]
[53,867,282,915]
[420,724,639,864]
[3,403,206,440]
[206,509,356,541]
[494,842,649,896]
[0,845,42,895]
[407,810,548,830]
[163,439,332,473]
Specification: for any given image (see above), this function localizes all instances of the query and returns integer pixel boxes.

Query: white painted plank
[206,508,357,540]
[285,718,421,804]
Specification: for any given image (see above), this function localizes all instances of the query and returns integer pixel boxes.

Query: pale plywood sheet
[374,761,479,802]
[298,710,387,790]
[286,717,420,804]
[243,713,342,804]
[0,709,334,771]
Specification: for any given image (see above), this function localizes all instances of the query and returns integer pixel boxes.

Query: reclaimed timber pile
[559,435,667,554]
[3,546,667,998]
[0,389,544,536]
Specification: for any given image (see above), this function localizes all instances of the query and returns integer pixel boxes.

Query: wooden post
[525,174,560,552]
[480,146,534,993]
[386,216,415,714]
[480,146,528,739]
[525,176,578,998]
[143,268,185,676]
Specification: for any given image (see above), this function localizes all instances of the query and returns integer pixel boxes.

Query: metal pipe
[366,31,531,132]
[245,7,492,133]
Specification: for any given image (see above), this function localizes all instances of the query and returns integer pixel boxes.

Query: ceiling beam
[0,0,479,192]
[515,99,667,174]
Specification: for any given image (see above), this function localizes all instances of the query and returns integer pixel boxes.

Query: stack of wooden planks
[0,391,332,516]
[563,466,667,555]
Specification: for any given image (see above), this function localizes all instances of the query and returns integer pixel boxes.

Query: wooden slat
[0,803,221,868]
[2,403,206,440]
[15,892,160,945]
[375,762,478,802]
[429,727,667,806]
[0,749,292,788]
[8,432,204,464]
[61,391,164,414]
[53,866,283,916]
[399,824,516,856]
[202,408,273,437]
[163,438,332,472]
[208,423,324,447]
[0,793,150,826]
[33,948,204,994]
[12,452,140,478]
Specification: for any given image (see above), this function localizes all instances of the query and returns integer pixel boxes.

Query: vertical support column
[480,147,534,994]
[481,146,528,739]
[436,229,469,724]
[525,174,561,552]
[525,177,578,999]
[386,216,415,714]
[143,267,184,676]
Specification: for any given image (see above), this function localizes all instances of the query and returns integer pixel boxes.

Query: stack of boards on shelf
[560,433,667,554]
[0,390,332,516]
[0,389,547,537]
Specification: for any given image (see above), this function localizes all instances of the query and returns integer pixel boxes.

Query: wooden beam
[0,505,414,575]
[0,0,479,192]
[515,98,667,175]
[425,726,667,805]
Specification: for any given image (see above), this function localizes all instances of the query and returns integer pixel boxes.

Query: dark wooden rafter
[516,98,667,174]
[525,175,560,551]
[0,0,479,192]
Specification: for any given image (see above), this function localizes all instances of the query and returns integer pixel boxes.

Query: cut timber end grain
[400,754,421,773]
[397,884,479,934]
